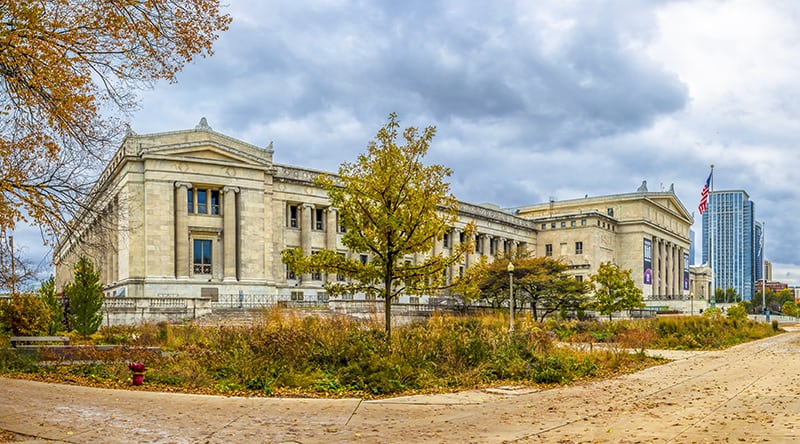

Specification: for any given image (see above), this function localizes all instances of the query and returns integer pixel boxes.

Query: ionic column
[301,203,314,281]
[223,186,239,281]
[482,234,492,257]
[449,229,461,279]
[174,182,192,279]
[325,207,338,284]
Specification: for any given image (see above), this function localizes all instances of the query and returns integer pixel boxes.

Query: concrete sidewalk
[1,330,798,443]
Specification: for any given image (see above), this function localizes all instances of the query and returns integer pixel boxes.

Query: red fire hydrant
[128,362,145,386]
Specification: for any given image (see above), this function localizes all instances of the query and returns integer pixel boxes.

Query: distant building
[702,190,758,301]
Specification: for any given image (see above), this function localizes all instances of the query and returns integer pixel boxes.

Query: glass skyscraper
[701,190,757,301]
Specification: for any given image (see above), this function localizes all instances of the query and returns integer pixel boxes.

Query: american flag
[698,172,711,214]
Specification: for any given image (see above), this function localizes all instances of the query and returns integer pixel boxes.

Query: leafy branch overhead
[0,1,231,238]
[282,113,475,339]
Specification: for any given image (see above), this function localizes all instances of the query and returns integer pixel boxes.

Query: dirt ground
[1,328,799,443]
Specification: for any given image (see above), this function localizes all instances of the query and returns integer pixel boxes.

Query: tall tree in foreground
[282,113,474,340]
[589,262,644,320]
[0,1,231,239]
[65,257,103,338]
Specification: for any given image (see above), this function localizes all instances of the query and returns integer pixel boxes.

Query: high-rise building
[702,190,757,300]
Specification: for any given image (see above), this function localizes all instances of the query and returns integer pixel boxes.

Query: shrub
[726,303,748,321]
[0,293,50,335]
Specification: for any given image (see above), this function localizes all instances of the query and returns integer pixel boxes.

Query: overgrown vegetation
[0,310,781,398]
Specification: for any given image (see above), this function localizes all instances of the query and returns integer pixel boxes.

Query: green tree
[781,300,798,317]
[456,253,591,321]
[714,287,740,303]
[282,113,474,340]
[37,276,63,335]
[0,292,49,335]
[726,302,748,321]
[65,257,104,338]
[589,262,644,320]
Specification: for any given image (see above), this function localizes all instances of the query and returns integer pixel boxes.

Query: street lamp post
[507,261,515,334]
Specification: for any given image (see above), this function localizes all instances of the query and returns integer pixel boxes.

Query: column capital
[302,202,315,209]
[223,186,240,194]
[175,181,192,189]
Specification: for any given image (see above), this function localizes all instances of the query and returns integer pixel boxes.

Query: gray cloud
[73,0,794,282]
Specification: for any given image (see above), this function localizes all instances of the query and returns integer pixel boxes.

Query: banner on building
[643,238,652,285]
[683,252,690,291]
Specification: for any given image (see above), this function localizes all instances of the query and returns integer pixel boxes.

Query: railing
[211,293,277,309]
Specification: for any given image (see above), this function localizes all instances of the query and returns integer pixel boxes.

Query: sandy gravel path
[1,329,798,443]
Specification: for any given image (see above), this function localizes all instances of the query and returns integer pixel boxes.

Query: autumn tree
[0,292,49,335]
[589,262,644,320]
[282,113,474,340]
[781,300,798,317]
[455,253,591,321]
[0,1,231,239]
[65,256,103,338]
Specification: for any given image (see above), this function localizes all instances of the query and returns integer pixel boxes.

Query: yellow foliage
[0,0,231,235]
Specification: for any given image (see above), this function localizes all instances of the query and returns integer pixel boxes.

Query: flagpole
[709,164,715,306]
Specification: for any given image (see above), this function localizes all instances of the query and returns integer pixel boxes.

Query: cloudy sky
[12,0,800,286]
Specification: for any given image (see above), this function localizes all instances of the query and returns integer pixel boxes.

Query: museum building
[54,120,693,307]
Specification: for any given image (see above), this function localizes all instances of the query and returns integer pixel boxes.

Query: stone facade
[54,122,693,308]
[512,186,693,299]
[53,122,535,304]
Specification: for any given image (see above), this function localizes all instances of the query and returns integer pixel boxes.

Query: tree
[65,257,103,338]
[714,288,740,304]
[455,253,591,321]
[0,292,49,335]
[37,276,63,335]
[781,300,798,317]
[726,302,748,321]
[589,262,644,320]
[0,1,231,239]
[282,113,474,340]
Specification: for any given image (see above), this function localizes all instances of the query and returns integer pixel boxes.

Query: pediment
[136,133,273,168]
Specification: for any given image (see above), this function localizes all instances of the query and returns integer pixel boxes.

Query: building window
[314,208,324,230]
[551,223,556,229]
[489,239,495,255]
[311,251,321,280]
[607,208,614,217]
[459,231,465,243]
[571,220,576,227]
[409,296,420,305]
[576,275,583,282]
[337,213,347,233]
[581,219,587,226]
[541,223,547,230]
[575,241,583,255]
[316,291,328,302]
[193,239,212,274]
[210,190,220,215]
[443,232,450,248]
[475,235,482,254]
[290,291,304,301]
[286,264,296,280]
[187,188,220,215]
[360,254,368,265]
[288,205,298,228]
[545,244,553,257]
[561,221,566,228]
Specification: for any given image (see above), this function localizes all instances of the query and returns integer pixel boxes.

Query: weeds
[0,311,779,398]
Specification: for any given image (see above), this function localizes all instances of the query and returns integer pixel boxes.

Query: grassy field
[0,309,780,398]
